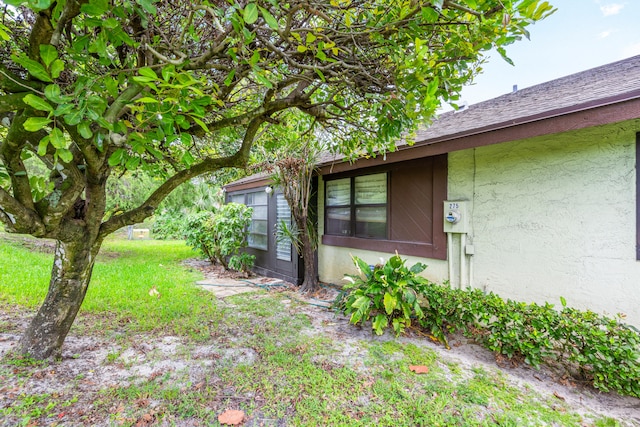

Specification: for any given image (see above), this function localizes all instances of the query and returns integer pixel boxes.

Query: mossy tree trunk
[19,237,102,359]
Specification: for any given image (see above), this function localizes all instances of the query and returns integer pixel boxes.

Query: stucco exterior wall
[318,119,640,327]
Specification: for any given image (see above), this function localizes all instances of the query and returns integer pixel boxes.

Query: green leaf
[11,54,52,82]
[0,24,11,41]
[181,150,195,167]
[81,0,109,16]
[50,59,64,79]
[135,97,159,103]
[383,292,397,315]
[351,295,370,310]
[37,135,50,156]
[138,67,158,80]
[244,3,258,24]
[64,110,84,126]
[53,103,74,117]
[372,314,388,335]
[136,0,157,15]
[27,0,53,11]
[23,94,53,113]
[306,32,316,44]
[409,262,427,274]
[260,6,278,29]
[108,148,125,166]
[125,156,140,170]
[23,117,52,132]
[224,69,236,86]
[49,127,67,149]
[161,65,175,81]
[190,116,209,133]
[39,44,58,68]
[57,148,73,163]
[44,84,71,104]
[78,122,93,139]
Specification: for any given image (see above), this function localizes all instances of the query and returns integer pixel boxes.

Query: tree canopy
[0,0,554,359]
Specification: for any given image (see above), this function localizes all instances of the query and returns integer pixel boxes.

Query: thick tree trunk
[298,222,318,294]
[19,238,101,360]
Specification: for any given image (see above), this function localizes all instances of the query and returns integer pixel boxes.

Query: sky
[450,0,640,108]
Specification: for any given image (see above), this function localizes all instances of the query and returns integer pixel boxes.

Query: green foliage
[417,279,640,398]
[183,203,252,269]
[152,178,222,239]
[183,211,216,263]
[228,252,256,274]
[337,254,640,398]
[152,210,187,240]
[1,0,555,357]
[553,303,640,396]
[335,254,433,336]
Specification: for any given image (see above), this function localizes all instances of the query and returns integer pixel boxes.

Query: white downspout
[460,233,466,289]
[447,232,454,287]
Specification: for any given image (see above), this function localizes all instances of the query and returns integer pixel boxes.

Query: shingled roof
[415,54,640,144]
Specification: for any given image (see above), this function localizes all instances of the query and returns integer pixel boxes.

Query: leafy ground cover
[0,236,639,426]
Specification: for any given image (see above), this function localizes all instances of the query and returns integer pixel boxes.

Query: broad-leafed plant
[336,254,433,336]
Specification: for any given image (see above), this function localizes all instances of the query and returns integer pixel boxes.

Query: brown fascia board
[318,89,640,175]
[223,174,273,192]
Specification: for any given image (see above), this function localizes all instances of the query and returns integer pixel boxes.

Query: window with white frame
[246,191,268,250]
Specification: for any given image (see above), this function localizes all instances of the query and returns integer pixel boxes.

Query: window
[325,173,387,239]
[229,194,245,204]
[276,193,292,261]
[322,156,447,259]
[247,191,268,250]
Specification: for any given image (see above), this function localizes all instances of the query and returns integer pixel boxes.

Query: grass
[0,234,633,426]
[0,235,219,340]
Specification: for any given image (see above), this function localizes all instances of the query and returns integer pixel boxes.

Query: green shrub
[184,203,253,269]
[152,209,188,240]
[334,254,433,336]
[337,254,640,398]
[228,252,256,274]
[184,211,217,262]
[422,286,639,397]
[554,303,640,396]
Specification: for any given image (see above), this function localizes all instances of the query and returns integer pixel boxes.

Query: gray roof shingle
[414,54,640,143]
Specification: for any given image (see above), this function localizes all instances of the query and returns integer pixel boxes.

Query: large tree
[0,0,554,359]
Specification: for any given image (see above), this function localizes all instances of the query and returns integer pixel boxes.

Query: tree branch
[0,65,43,94]
[104,84,144,124]
[0,186,46,236]
[100,117,264,236]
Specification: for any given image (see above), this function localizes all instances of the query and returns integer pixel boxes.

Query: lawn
[0,235,635,426]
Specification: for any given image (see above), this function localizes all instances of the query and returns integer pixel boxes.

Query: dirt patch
[182,258,252,280]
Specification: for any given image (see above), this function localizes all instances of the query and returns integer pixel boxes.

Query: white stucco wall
[318,119,640,328]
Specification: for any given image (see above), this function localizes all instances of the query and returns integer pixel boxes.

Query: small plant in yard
[183,203,253,269]
[228,252,256,275]
[334,254,433,336]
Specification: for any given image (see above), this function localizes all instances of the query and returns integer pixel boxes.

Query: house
[226,55,640,327]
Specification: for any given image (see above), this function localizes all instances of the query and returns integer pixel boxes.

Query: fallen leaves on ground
[409,365,429,374]
[218,409,246,425]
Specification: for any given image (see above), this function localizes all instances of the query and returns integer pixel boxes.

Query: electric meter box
[443,201,470,233]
